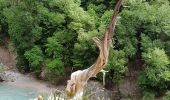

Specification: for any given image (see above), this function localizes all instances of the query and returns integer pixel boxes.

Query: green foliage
[120,0,170,94]
[45,58,64,83]
[25,46,43,67]
[46,59,64,75]
[4,1,42,71]
[45,33,63,59]
[24,46,43,76]
[0,0,170,96]
[141,34,165,51]
[143,48,169,67]
[4,6,41,50]
[163,91,170,100]
[142,92,155,100]
[138,48,170,92]
[165,41,170,57]
[0,0,126,84]
[0,0,8,44]
[115,0,170,58]
[106,49,127,81]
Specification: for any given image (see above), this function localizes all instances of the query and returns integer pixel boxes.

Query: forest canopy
[0,0,170,98]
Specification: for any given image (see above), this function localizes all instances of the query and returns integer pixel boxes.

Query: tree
[24,46,43,76]
[66,0,122,99]
[4,2,42,71]
[139,48,170,93]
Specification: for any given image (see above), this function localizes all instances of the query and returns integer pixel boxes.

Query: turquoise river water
[0,83,40,100]
[0,71,52,100]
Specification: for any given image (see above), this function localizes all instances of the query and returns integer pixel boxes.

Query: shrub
[24,46,43,76]
[45,58,64,83]
[163,91,170,100]
[142,92,155,100]
[106,49,127,81]
[4,3,42,71]
[138,48,170,92]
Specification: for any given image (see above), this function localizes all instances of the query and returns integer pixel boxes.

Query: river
[0,82,39,100]
[0,70,57,100]
[0,45,113,100]
[0,70,112,100]
[0,45,60,100]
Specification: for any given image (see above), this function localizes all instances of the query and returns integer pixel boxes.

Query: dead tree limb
[66,0,123,99]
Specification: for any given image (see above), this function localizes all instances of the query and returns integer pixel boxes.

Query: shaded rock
[40,67,48,81]
[0,72,5,82]
[112,88,121,100]
[0,67,16,82]
[85,81,112,100]
[0,65,5,82]
[50,80,113,100]
[120,98,132,100]
[0,76,4,82]
[0,71,18,82]
[119,77,141,99]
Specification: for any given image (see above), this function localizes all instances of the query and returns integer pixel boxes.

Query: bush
[4,2,42,71]
[142,92,155,100]
[24,46,43,76]
[163,91,170,100]
[45,58,64,83]
[0,0,8,45]
[138,48,170,92]
[105,49,127,81]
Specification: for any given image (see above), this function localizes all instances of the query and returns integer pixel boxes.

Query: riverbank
[0,45,112,99]
[0,45,60,99]
[0,44,57,93]
[1,70,57,94]
[0,69,113,99]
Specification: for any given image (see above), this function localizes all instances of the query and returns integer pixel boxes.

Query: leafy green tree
[45,32,64,81]
[0,0,9,44]
[106,49,127,81]
[4,4,42,71]
[139,48,170,92]
[24,46,43,76]
[45,58,64,83]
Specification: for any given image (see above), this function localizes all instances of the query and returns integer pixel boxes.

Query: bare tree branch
[66,0,123,99]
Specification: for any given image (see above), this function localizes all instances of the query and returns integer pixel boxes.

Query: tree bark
[66,0,123,99]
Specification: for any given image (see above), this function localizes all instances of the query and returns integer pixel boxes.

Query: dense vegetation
[0,0,170,99]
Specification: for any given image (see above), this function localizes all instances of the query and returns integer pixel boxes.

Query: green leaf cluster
[139,48,170,91]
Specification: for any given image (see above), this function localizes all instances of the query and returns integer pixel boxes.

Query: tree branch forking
[66,0,123,99]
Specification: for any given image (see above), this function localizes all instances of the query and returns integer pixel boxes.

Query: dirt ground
[0,44,16,70]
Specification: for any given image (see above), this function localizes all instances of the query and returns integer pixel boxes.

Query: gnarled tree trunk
[66,0,123,99]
